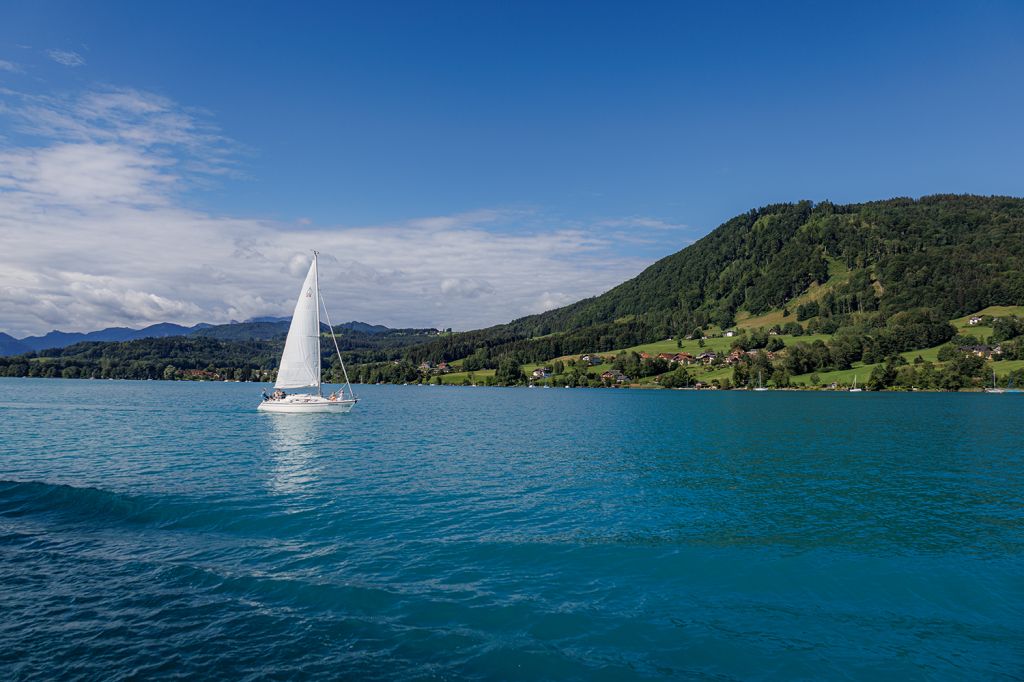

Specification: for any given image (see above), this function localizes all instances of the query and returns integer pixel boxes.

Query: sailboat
[849,375,863,392]
[753,370,769,391]
[258,252,358,413]
[986,369,1006,394]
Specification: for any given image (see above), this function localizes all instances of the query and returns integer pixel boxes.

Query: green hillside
[509,194,1024,336]
[373,195,1024,371]
[4,194,1024,391]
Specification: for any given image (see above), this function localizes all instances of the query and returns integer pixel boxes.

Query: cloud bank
[0,86,666,337]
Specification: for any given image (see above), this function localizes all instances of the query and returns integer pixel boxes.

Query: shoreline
[0,375,1015,394]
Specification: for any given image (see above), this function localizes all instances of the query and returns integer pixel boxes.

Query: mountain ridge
[0,319,407,356]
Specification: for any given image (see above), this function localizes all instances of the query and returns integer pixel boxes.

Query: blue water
[0,378,1021,680]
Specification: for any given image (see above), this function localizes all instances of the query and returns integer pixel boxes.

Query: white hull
[258,394,357,413]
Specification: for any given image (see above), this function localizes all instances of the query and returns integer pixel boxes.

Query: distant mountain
[193,320,293,341]
[243,317,392,334]
[0,318,406,355]
[0,333,29,356]
[244,316,291,324]
[14,322,210,354]
[336,321,391,335]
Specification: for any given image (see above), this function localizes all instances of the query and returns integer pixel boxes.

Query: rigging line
[318,291,356,400]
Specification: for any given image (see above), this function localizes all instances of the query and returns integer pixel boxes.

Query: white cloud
[0,142,174,205]
[0,60,21,73]
[47,49,85,67]
[0,85,668,337]
[439,277,496,299]
[596,216,688,231]
[531,291,576,313]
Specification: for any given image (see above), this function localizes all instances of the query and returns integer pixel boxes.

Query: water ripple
[1,379,1022,679]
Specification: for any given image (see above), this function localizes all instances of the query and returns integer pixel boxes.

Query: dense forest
[367,195,1024,369]
[3,195,1023,390]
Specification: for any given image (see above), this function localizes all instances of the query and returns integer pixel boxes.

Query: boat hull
[257,394,357,413]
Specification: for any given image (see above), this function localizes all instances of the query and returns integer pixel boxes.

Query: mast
[313,250,322,396]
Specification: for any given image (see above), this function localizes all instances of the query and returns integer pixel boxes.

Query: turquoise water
[0,378,1021,680]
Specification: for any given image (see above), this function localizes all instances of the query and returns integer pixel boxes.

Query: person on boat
[271,389,285,400]
[261,390,270,402]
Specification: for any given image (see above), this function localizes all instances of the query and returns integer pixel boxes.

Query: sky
[1,1,1022,336]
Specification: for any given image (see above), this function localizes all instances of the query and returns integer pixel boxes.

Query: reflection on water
[263,414,323,495]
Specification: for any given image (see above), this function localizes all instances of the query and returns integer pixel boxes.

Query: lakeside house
[531,367,552,379]
[418,361,452,375]
[601,370,629,384]
[697,350,718,364]
[673,352,695,365]
[181,369,220,380]
[960,344,1002,358]
[725,349,746,365]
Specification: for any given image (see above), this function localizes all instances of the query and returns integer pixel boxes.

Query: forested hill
[3,194,1023,385]
[517,194,1024,335]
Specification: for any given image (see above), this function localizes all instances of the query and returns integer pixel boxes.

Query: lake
[0,378,1021,679]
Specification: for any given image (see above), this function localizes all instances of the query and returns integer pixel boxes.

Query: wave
[0,479,326,539]
[0,479,207,529]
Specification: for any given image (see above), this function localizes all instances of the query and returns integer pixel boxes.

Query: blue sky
[1,1,1022,335]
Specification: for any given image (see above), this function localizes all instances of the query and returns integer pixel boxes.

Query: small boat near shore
[986,369,1006,394]
[753,371,769,391]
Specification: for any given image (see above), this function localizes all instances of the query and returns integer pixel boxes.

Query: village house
[724,349,746,365]
[724,329,737,337]
[435,362,452,374]
[657,352,677,363]
[580,354,604,366]
[638,352,652,360]
[698,350,718,365]
[960,344,1001,359]
[418,361,433,372]
[531,367,552,379]
[601,370,629,384]
[673,352,695,365]
[182,369,220,380]
[968,316,983,326]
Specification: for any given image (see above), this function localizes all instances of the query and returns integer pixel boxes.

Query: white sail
[274,259,321,390]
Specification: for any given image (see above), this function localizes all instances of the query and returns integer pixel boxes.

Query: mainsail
[274,259,321,390]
